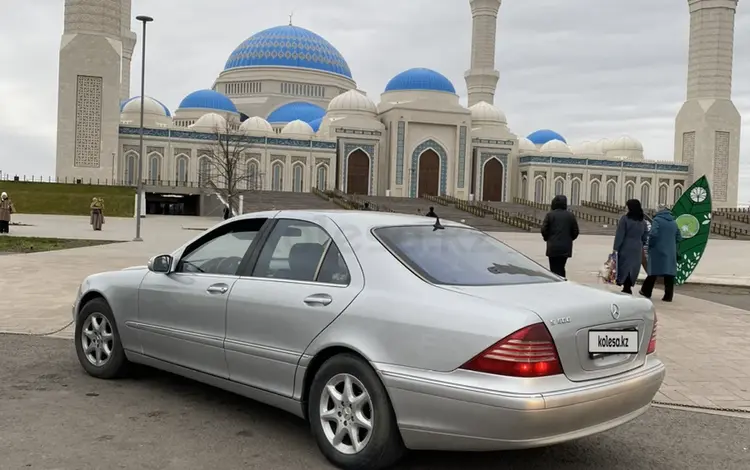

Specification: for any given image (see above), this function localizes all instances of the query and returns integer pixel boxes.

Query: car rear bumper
[378,356,665,451]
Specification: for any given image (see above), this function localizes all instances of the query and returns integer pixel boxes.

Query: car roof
[236,209,470,229]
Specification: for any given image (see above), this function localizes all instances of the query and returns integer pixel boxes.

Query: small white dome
[281,119,314,136]
[518,137,537,154]
[571,141,603,156]
[121,96,170,117]
[328,90,378,114]
[240,116,273,134]
[540,139,573,156]
[607,135,644,152]
[594,138,611,154]
[190,112,227,132]
[469,101,507,124]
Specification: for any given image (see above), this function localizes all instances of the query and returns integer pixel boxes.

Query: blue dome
[308,117,323,132]
[527,129,567,145]
[178,89,237,113]
[224,25,352,78]
[267,102,326,124]
[384,68,456,94]
[120,96,171,116]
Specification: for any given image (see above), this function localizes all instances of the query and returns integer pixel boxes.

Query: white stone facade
[54,0,742,210]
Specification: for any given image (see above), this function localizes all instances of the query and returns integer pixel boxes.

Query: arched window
[246,161,259,190]
[292,164,304,192]
[554,178,565,196]
[521,176,528,200]
[148,154,161,185]
[570,179,581,206]
[176,156,188,186]
[606,180,617,205]
[271,162,283,191]
[625,183,635,202]
[125,153,137,186]
[198,157,211,186]
[317,165,328,190]
[674,185,683,202]
[641,183,651,208]
[534,177,546,204]
[658,184,669,206]
[590,180,600,203]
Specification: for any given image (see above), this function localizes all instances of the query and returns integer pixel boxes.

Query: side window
[317,243,351,285]
[177,219,265,275]
[252,219,349,284]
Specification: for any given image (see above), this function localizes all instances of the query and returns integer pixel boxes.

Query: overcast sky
[1,0,748,204]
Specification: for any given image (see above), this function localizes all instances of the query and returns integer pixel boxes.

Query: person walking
[613,199,649,294]
[90,197,104,231]
[541,195,579,278]
[0,192,15,234]
[223,204,231,220]
[425,206,437,218]
[639,204,682,302]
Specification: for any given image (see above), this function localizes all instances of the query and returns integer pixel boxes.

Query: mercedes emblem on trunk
[611,304,620,320]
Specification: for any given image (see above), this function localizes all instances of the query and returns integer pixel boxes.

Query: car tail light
[460,323,563,378]
[647,313,658,354]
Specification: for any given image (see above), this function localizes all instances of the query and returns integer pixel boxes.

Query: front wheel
[74,297,128,379]
[308,354,405,470]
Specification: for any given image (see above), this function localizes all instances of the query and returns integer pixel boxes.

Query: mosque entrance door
[346,150,370,195]
[417,150,440,197]
[482,158,504,201]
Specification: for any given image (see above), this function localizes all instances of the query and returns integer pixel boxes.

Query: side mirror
[148,254,173,273]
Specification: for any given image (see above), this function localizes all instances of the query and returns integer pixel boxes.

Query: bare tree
[199,120,259,214]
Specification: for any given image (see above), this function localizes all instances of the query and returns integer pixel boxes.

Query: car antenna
[433,216,444,231]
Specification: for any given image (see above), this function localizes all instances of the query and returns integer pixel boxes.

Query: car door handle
[304,294,333,306]
[206,283,229,294]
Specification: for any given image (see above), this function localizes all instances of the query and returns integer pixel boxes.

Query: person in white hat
[0,192,15,233]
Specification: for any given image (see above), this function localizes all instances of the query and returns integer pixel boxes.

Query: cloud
[0,0,748,204]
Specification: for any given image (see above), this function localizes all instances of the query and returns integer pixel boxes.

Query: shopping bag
[599,252,618,284]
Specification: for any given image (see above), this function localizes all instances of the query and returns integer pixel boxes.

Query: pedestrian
[90,197,104,231]
[362,202,370,211]
[0,191,15,234]
[540,195,579,278]
[639,204,682,302]
[425,206,437,218]
[613,199,649,294]
[223,204,231,220]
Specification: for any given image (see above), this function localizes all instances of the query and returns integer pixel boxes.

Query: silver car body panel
[74,210,665,451]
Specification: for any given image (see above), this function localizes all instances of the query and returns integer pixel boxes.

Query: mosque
[55,0,742,213]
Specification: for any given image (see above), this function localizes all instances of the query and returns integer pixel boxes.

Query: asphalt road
[677,283,750,311]
[1,335,749,470]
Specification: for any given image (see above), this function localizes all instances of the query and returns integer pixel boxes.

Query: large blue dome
[267,102,326,124]
[384,68,456,94]
[178,89,237,113]
[308,117,323,132]
[527,129,566,145]
[224,25,352,78]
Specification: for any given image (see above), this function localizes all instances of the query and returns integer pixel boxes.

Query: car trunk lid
[442,282,654,382]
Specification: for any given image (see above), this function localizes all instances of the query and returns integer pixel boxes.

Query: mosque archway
[482,158,504,201]
[346,149,370,195]
[418,149,440,197]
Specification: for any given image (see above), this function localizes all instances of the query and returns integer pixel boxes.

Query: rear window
[373,225,560,286]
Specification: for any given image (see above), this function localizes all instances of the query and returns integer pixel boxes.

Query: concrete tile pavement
[1,214,749,412]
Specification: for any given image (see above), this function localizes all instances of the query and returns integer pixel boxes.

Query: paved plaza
[1,213,749,412]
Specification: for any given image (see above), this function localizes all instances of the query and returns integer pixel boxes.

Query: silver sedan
[72,210,665,470]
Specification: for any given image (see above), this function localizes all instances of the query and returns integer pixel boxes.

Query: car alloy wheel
[81,312,115,367]
[319,373,374,454]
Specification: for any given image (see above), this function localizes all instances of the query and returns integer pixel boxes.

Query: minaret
[120,0,137,100]
[55,0,123,181]
[465,0,502,107]
[674,0,741,208]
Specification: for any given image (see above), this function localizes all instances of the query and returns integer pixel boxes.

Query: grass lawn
[0,181,135,217]
[0,236,120,254]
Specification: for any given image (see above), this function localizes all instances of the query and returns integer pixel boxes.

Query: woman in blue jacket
[640,205,683,302]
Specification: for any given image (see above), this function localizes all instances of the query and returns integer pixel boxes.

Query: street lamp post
[133,15,153,242]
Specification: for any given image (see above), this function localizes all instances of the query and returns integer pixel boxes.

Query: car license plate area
[588,329,638,356]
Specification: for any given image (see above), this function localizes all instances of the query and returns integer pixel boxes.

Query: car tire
[308,353,405,470]
[74,297,128,379]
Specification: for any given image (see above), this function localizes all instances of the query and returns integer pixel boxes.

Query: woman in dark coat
[640,205,683,302]
[613,199,648,294]
[541,195,579,278]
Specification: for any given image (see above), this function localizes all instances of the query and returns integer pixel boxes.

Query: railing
[311,187,330,202]
[715,207,750,214]
[513,197,547,212]
[711,222,750,239]
[715,211,750,225]
[581,200,623,215]
[423,194,450,206]
[472,201,534,231]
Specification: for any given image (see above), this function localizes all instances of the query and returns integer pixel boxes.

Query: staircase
[240,191,340,213]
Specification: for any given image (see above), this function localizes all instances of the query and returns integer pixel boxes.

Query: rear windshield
[373,225,560,286]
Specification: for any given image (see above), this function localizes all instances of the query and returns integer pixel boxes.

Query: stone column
[120,0,136,101]
[56,0,123,183]
[674,0,741,208]
[464,0,502,107]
